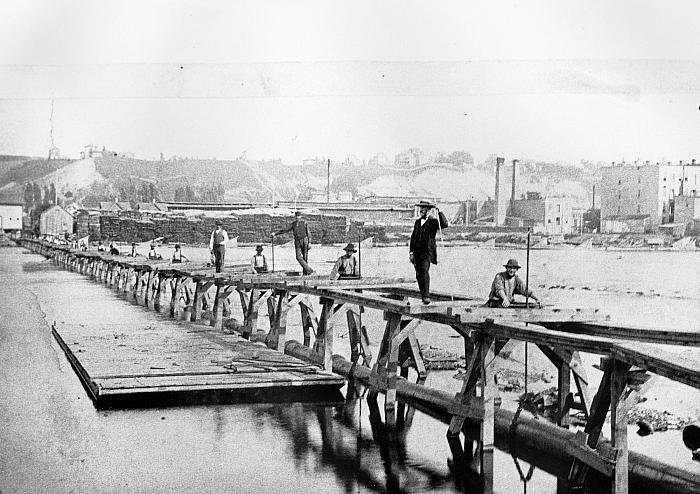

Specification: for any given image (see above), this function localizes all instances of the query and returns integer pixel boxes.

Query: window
[556,217,560,225]
[618,179,622,185]
[638,190,641,197]
[637,205,641,213]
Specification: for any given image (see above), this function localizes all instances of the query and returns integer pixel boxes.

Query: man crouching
[487,258,541,308]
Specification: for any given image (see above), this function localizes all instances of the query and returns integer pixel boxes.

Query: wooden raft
[52,322,344,409]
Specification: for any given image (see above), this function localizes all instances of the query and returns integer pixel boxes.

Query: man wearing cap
[487,259,541,308]
[250,245,268,274]
[409,200,449,304]
[273,211,314,275]
[330,243,359,280]
[209,220,229,273]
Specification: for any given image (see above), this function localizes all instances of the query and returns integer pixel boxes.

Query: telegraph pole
[327,159,330,203]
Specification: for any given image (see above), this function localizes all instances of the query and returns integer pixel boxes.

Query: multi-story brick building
[599,160,700,233]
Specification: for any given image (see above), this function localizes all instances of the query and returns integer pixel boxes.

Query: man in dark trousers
[273,211,314,275]
[209,220,229,273]
[409,200,448,304]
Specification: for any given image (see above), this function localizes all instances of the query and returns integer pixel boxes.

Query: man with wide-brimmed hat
[409,200,449,304]
[487,258,541,308]
[329,243,359,280]
[250,244,268,274]
[209,219,229,273]
[273,211,314,275]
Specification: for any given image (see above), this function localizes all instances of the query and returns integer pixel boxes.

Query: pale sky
[1,0,699,164]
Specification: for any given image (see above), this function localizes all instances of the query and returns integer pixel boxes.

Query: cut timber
[52,322,343,409]
[543,322,700,347]
[459,306,602,323]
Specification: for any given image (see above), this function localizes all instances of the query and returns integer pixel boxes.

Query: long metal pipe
[285,341,700,494]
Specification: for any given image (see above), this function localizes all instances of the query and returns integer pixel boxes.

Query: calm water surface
[1,244,698,493]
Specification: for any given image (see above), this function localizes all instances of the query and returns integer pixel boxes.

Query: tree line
[23,182,56,211]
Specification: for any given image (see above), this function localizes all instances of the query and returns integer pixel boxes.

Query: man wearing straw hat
[487,258,541,308]
[409,200,449,304]
[329,243,359,280]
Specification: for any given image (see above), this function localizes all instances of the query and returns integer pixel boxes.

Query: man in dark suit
[409,200,449,304]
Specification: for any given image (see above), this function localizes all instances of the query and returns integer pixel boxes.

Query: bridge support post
[299,298,317,347]
[266,290,290,350]
[211,283,235,331]
[313,297,335,372]
[190,280,212,322]
[368,312,427,427]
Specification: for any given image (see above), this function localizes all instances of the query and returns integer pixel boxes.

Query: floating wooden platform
[52,322,344,409]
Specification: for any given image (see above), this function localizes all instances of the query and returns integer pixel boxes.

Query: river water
[1,244,698,493]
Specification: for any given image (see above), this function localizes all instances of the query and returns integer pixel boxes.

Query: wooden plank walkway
[52,322,344,409]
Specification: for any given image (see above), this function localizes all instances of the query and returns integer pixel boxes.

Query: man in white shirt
[209,220,229,273]
[250,245,268,274]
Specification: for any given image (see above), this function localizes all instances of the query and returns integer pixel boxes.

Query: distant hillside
[34,158,103,194]
[1,152,597,208]
[0,156,72,189]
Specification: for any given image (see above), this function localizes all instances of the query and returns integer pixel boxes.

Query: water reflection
[255,384,478,494]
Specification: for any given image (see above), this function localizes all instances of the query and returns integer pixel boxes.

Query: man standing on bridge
[409,200,448,304]
[209,220,229,273]
[273,211,314,275]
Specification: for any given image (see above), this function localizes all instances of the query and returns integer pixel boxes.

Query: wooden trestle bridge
[20,239,700,494]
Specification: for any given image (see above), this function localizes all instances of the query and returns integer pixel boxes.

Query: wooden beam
[543,322,700,347]
[612,342,700,390]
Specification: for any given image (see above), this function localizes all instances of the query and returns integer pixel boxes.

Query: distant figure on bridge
[171,244,188,263]
[128,243,138,257]
[250,245,268,274]
[330,243,359,280]
[273,211,314,275]
[487,258,541,308]
[209,220,229,273]
[108,243,120,256]
[97,241,106,252]
[148,242,162,260]
[409,200,448,304]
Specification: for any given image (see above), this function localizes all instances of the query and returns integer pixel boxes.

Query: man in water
[209,220,229,273]
[409,200,448,304]
[273,211,314,275]
[487,258,542,308]
[329,243,359,280]
[250,245,268,273]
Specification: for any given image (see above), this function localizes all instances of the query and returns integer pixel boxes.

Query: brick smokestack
[494,157,504,225]
[511,159,518,210]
